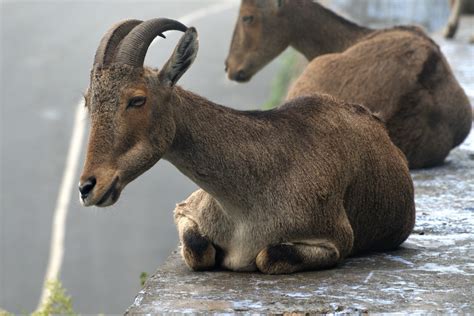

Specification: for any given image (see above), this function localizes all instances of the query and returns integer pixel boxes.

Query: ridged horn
[114,18,188,67]
[94,19,143,66]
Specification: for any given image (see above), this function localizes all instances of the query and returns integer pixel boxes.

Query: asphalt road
[0,0,282,313]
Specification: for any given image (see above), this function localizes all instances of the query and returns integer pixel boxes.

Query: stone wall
[332,0,450,31]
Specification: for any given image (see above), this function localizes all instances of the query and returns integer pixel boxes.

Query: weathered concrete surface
[126,14,474,316]
[126,122,474,313]
[127,134,474,314]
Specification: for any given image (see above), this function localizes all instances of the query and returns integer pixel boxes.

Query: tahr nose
[79,177,96,199]
[235,69,248,82]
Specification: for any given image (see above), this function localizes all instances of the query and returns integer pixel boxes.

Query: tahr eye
[242,15,254,24]
[127,96,146,109]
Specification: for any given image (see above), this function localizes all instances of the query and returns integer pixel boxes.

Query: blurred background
[0,0,471,314]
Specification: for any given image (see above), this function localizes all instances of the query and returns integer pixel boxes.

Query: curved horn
[94,19,143,66]
[114,18,188,67]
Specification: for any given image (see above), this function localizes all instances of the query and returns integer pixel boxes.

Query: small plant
[0,309,13,316]
[33,280,76,316]
[140,272,149,287]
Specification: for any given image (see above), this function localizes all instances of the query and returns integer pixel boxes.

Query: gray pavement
[0,0,284,313]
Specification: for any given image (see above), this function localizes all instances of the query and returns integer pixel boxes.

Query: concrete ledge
[126,138,474,314]
[126,19,474,314]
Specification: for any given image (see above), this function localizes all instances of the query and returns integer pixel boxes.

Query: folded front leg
[175,213,216,271]
[256,240,342,274]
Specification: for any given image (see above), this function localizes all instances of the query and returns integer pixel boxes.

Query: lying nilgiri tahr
[79,18,415,274]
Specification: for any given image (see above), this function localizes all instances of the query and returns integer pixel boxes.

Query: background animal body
[226,0,473,169]
[81,19,415,274]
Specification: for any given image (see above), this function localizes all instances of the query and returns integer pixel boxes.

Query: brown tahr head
[79,18,199,207]
[225,0,291,82]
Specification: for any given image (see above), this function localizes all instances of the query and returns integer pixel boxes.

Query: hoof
[256,244,302,275]
[443,24,458,39]
[182,230,216,271]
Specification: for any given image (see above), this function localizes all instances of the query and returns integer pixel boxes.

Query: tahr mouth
[227,66,253,83]
[96,177,120,207]
[234,75,251,83]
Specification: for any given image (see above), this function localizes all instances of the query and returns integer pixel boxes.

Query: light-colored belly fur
[221,222,260,271]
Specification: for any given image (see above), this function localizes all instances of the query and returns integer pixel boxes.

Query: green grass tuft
[0,309,13,316]
[262,49,302,110]
[32,280,76,316]
[140,272,149,287]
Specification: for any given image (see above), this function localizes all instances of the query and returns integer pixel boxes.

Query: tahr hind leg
[255,240,342,274]
[444,0,463,38]
[256,201,354,274]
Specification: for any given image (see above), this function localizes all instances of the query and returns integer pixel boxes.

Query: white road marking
[36,0,238,311]
[36,100,87,310]
[162,0,238,33]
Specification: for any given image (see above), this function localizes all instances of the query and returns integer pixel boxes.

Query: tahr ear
[273,0,285,10]
[257,0,284,12]
[271,0,285,15]
[159,27,199,86]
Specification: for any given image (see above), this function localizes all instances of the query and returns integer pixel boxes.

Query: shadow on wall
[332,0,451,31]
